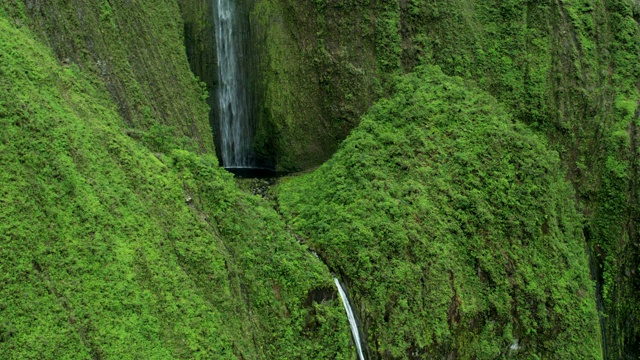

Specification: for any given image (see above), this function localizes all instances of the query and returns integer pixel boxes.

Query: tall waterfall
[334,278,366,360]
[213,0,253,168]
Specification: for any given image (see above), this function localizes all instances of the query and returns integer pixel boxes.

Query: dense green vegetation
[0,6,351,359]
[2,0,639,358]
[247,0,639,357]
[279,67,602,359]
[2,0,213,153]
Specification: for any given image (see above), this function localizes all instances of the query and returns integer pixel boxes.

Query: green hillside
[278,67,601,358]
[248,1,638,357]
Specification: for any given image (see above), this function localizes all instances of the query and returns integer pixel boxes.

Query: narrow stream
[334,278,366,360]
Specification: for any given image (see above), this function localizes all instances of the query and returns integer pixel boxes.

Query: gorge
[0,0,639,359]
[214,7,366,354]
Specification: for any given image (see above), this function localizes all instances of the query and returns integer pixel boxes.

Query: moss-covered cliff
[246,0,639,357]
[279,66,602,359]
[2,0,213,152]
[2,0,639,358]
[0,2,351,359]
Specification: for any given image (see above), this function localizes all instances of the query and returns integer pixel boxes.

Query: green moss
[256,0,639,356]
[3,0,639,357]
[278,67,602,359]
[2,0,213,153]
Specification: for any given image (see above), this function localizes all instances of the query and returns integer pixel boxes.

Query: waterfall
[213,0,253,168]
[334,278,366,360]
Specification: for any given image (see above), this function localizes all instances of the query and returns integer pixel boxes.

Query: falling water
[334,278,366,360]
[213,0,253,167]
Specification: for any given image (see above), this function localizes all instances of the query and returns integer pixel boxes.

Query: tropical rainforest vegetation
[279,66,601,358]
[1,0,639,359]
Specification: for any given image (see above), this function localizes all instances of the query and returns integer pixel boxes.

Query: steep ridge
[278,67,602,359]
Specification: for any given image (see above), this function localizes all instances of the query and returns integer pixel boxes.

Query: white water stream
[334,278,366,360]
[213,0,253,167]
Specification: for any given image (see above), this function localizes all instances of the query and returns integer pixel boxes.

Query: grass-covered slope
[0,9,350,359]
[278,67,601,359]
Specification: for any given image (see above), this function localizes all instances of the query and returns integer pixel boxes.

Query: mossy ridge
[2,0,212,153]
[0,9,350,359]
[278,66,602,359]
[251,0,639,356]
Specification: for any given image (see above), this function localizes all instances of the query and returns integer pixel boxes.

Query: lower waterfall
[334,278,366,360]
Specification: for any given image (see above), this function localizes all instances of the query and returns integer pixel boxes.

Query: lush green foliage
[0,9,350,359]
[2,0,213,153]
[589,1,640,357]
[3,0,639,357]
[278,67,602,359]
[251,0,639,357]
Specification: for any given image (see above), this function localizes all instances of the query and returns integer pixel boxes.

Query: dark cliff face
[177,0,220,157]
